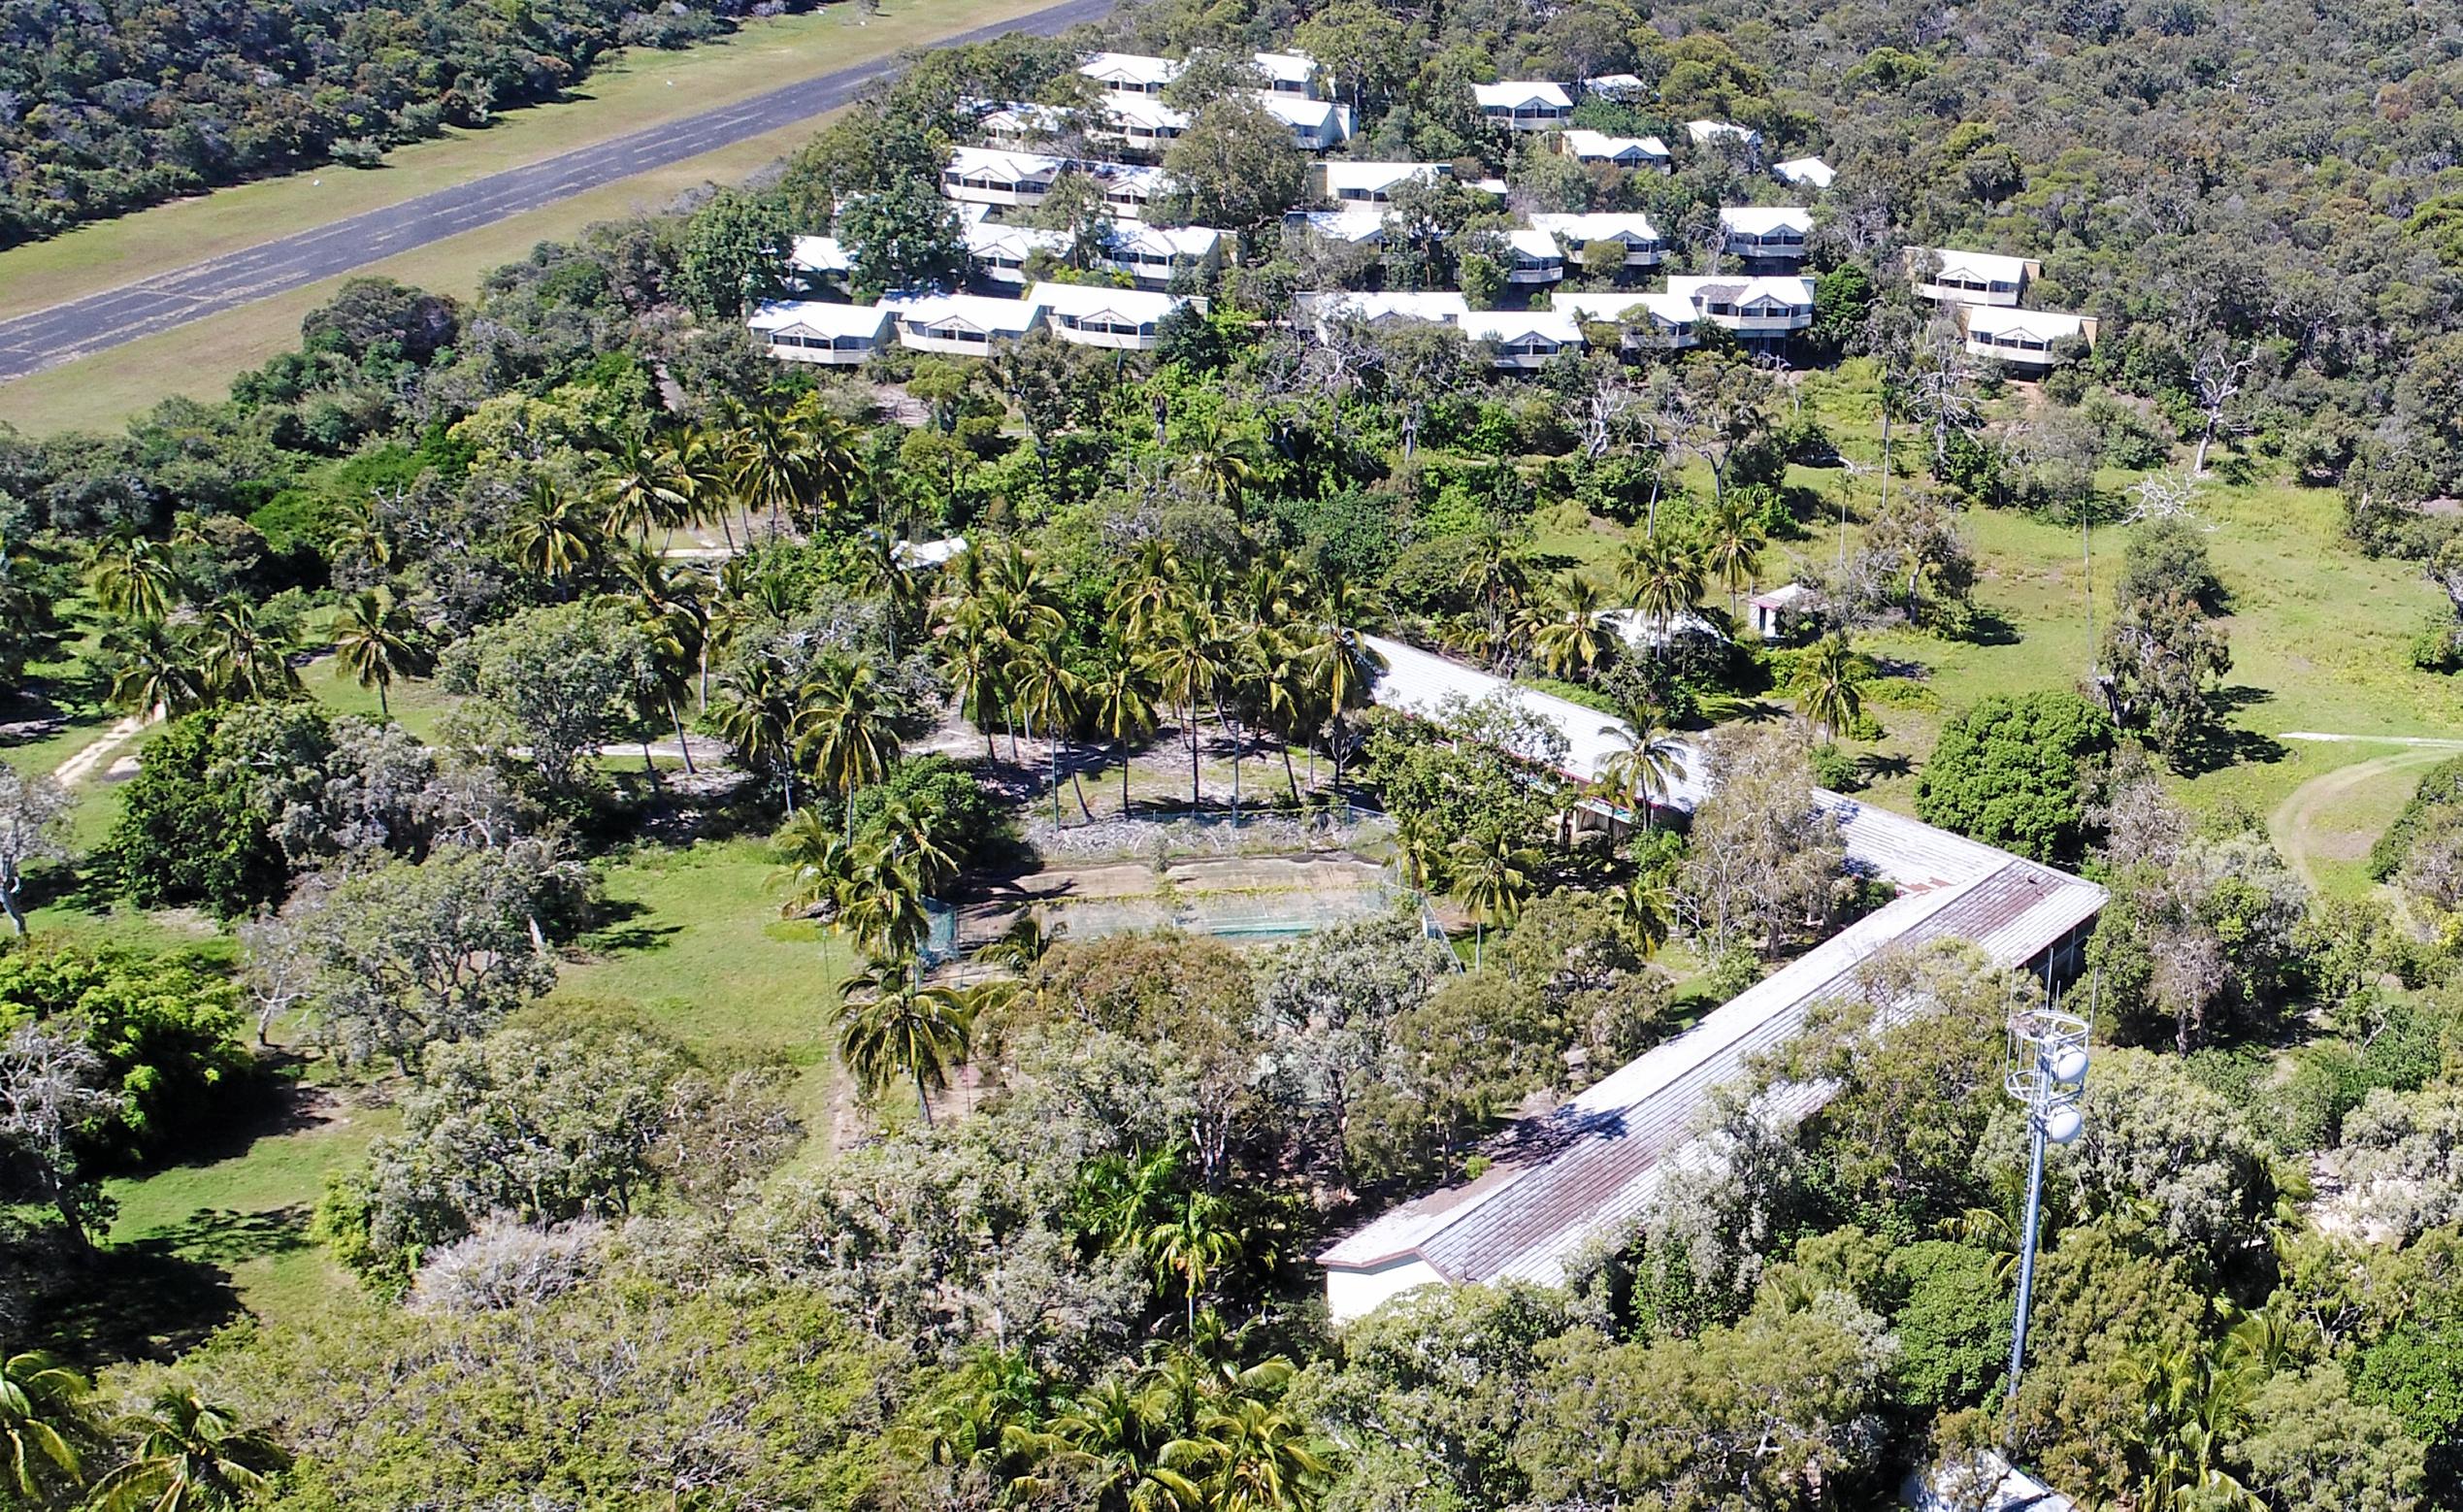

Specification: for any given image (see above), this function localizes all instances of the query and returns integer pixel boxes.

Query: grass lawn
[1535,360,2463,857]
[552,836,859,1145]
[78,1078,397,1358]
[0,0,1062,436]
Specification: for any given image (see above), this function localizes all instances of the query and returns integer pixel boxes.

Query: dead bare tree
[2190,338,2257,476]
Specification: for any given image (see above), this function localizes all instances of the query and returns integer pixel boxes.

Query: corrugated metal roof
[1326,642,2106,1290]
[1322,856,2102,1283]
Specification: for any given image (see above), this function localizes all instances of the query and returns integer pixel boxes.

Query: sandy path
[50,711,150,787]
[2269,746,2458,892]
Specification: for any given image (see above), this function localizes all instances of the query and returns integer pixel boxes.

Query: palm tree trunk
[914,1066,935,1129]
[1070,759,1095,822]
[669,702,698,774]
[377,679,390,719]
[1119,739,1133,817]
[1281,743,1299,803]
[1188,707,1201,814]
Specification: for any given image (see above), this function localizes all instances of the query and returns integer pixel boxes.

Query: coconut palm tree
[1703,494,1767,616]
[1298,574,1386,791]
[667,423,740,552]
[1592,702,1690,831]
[792,401,867,532]
[1142,1189,1242,1331]
[1108,539,1189,648]
[598,430,694,550]
[797,656,900,838]
[616,548,708,770]
[1180,1394,1332,1512]
[1047,1376,1200,1511]
[330,588,425,719]
[1449,831,1538,968]
[837,844,932,962]
[1609,873,1673,957]
[731,403,814,542]
[871,790,962,896]
[1457,533,1529,668]
[506,480,605,593]
[936,616,1008,762]
[103,620,207,718]
[1791,633,1869,743]
[0,1350,91,1503]
[1141,604,1228,814]
[327,492,393,582]
[1529,574,1614,680]
[1088,641,1160,817]
[1011,636,1088,824]
[711,652,804,813]
[1615,532,1705,652]
[196,598,302,704]
[86,1381,288,1512]
[836,961,973,1127]
[929,1349,1059,1491]
[1182,418,1261,516]
[771,806,860,920]
[86,533,181,623]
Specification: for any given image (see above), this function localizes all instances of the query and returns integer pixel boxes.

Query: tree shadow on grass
[1857,752,1914,783]
[37,1241,247,1365]
[1953,608,2022,646]
[575,897,683,958]
[2169,685,2287,777]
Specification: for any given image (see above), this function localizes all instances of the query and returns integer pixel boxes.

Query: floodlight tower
[2003,1001,2091,1410]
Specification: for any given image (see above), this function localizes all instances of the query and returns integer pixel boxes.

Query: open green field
[49,831,854,1343]
[0,0,1055,436]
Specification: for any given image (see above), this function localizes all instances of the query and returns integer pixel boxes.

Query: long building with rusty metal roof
[1320,638,2106,1322]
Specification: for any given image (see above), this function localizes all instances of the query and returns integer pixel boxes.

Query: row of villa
[745,46,2088,376]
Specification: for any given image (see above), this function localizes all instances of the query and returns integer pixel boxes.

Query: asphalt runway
[0,0,1115,384]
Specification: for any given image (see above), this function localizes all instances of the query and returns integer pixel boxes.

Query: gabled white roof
[1687,118,1761,146]
[1667,274,1818,309]
[1253,50,1318,85]
[1254,92,1345,132]
[1094,162,1167,201]
[1296,290,1471,326]
[977,100,1065,137]
[1561,129,1671,162]
[1773,156,1836,188]
[1529,211,1659,244]
[1919,247,2040,284]
[1025,280,1200,323]
[893,535,969,569]
[1965,307,2093,342]
[946,146,1065,183]
[886,292,1047,336]
[964,222,1075,260]
[1505,227,1565,262]
[788,234,851,274]
[1079,51,1181,87]
[1114,224,1224,258]
[1473,80,1575,110]
[1320,160,1447,195]
[746,299,892,340]
[1104,94,1190,132]
[1460,310,1584,346]
[1720,206,1814,237]
[1581,72,1647,96]
[1555,290,1698,327]
[1291,207,1388,244]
